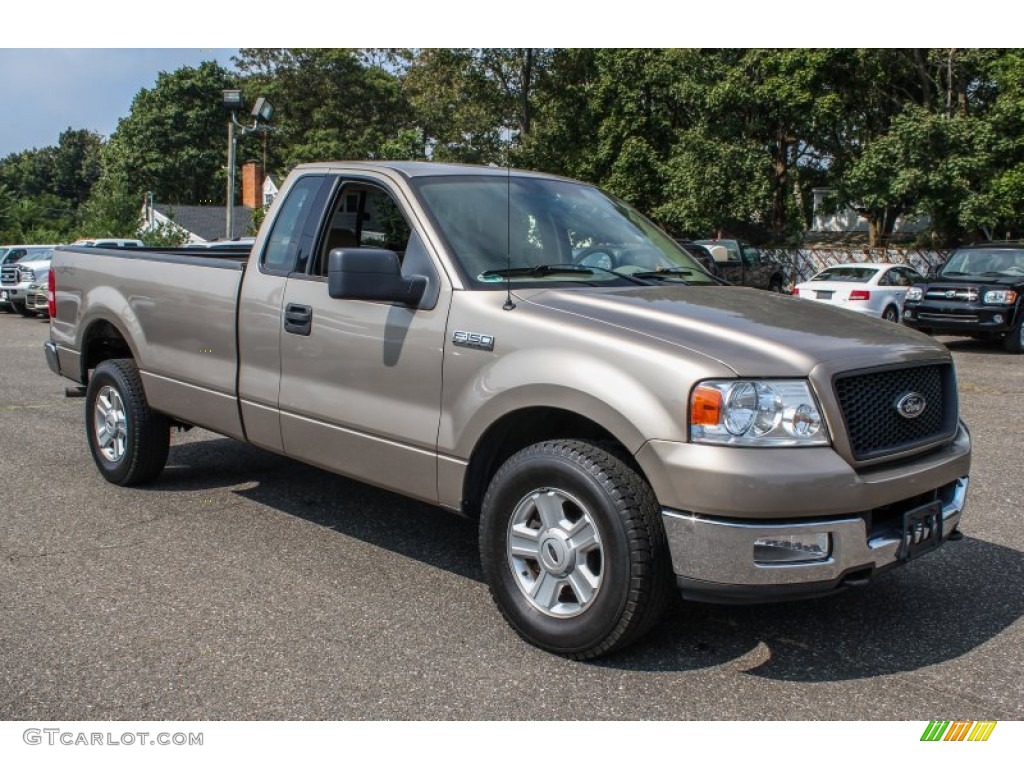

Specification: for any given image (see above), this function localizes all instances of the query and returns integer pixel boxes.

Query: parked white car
[793,263,925,322]
[72,238,144,248]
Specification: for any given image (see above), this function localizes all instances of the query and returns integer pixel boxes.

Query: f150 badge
[452,330,495,351]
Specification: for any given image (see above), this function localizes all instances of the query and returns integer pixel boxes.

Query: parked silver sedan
[793,263,925,322]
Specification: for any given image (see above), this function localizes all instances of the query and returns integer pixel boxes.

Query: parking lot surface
[1,312,1022,720]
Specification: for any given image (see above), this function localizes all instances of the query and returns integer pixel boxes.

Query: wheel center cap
[538,530,571,575]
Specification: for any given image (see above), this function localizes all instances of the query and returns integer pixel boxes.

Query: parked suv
[0,246,59,314]
[902,243,1024,353]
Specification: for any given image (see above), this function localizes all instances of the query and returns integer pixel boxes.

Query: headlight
[690,380,828,446]
[983,289,1017,305]
[20,269,35,282]
[905,287,923,301]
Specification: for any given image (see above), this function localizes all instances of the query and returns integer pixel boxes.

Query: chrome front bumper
[662,476,968,603]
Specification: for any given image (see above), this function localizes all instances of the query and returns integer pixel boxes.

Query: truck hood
[928,272,1024,288]
[519,285,948,377]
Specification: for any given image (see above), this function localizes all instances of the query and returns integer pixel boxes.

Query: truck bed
[50,244,250,439]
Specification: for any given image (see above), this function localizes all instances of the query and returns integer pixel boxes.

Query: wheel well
[81,320,133,382]
[461,407,637,518]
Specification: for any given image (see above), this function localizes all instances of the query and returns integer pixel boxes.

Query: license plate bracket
[900,501,943,561]
[815,290,834,300]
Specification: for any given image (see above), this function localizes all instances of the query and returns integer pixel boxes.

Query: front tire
[85,359,170,485]
[12,300,32,317]
[1004,314,1024,354]
[479,440,672,659]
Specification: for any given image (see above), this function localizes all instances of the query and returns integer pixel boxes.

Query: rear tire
[85,358,170,485]
[882,305,899,323]
[479,439,672,659]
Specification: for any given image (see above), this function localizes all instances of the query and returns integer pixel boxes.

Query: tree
[234,48,411,170]
[103,61,238,206]
[403,48,503,163]
[824,49,1001,245]
[960,50,1024,239]
[52,128,104,206]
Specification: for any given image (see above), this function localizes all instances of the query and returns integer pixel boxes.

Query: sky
[0,49,239,157]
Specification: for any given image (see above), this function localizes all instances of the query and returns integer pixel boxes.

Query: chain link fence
[764,247,954,285]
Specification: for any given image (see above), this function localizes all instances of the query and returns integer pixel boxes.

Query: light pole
[222,90,273,240]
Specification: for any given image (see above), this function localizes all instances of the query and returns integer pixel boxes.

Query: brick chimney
[241,161,265,209]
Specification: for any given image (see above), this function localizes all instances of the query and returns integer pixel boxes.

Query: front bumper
[1,280,30,303]
[903,301,1017,335]
[661,476,967,603]
[25,285,48,312]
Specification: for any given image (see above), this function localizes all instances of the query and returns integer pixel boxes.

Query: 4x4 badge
[895,392,927,419]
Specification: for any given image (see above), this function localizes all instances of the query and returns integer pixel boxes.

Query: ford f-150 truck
[44,161,971,659]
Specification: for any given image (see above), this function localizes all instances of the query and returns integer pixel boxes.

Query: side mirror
[327,248,427,306]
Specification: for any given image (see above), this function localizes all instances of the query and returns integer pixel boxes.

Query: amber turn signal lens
[690,385,722,426]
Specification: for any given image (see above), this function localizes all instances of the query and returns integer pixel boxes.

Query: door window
[314,183,413,276]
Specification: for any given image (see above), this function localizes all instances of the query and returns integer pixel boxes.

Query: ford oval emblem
[895,392,927,419]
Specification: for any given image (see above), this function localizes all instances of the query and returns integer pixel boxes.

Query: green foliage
[141,217,189,247]
[104,61,237,206]
[8,48,1024,249]
[234,49,411,169]
[77,168,143,240]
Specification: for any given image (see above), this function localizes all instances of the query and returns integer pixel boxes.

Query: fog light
[904,310,914,319]
[754,533,831,564]
[993,314,1004,324]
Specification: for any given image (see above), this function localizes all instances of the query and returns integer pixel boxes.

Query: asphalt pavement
[1,311,1021,720]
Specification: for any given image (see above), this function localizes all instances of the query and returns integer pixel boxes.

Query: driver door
[277,177,451,504]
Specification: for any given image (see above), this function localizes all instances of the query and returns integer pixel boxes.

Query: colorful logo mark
[921,721,997,742]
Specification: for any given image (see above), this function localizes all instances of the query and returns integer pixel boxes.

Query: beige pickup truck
[44,162,971,659]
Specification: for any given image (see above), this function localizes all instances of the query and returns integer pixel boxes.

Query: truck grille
[924,287,978,301]
[834,363,957,462]
[1,265,18,286]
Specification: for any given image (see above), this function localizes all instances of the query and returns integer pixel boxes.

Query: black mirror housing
[327,248,427,306]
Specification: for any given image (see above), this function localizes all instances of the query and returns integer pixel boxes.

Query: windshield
[941,248,1024,277]
[811,266,878,283]
[413,175,714,287]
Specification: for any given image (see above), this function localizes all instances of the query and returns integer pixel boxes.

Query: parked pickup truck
[45,161,971,659]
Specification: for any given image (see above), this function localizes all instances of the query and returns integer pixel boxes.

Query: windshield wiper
[629,267,693,283]
[481,264,594,278]
[481,263,649,286]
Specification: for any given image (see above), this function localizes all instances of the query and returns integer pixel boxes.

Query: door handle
[284,303,312,336]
